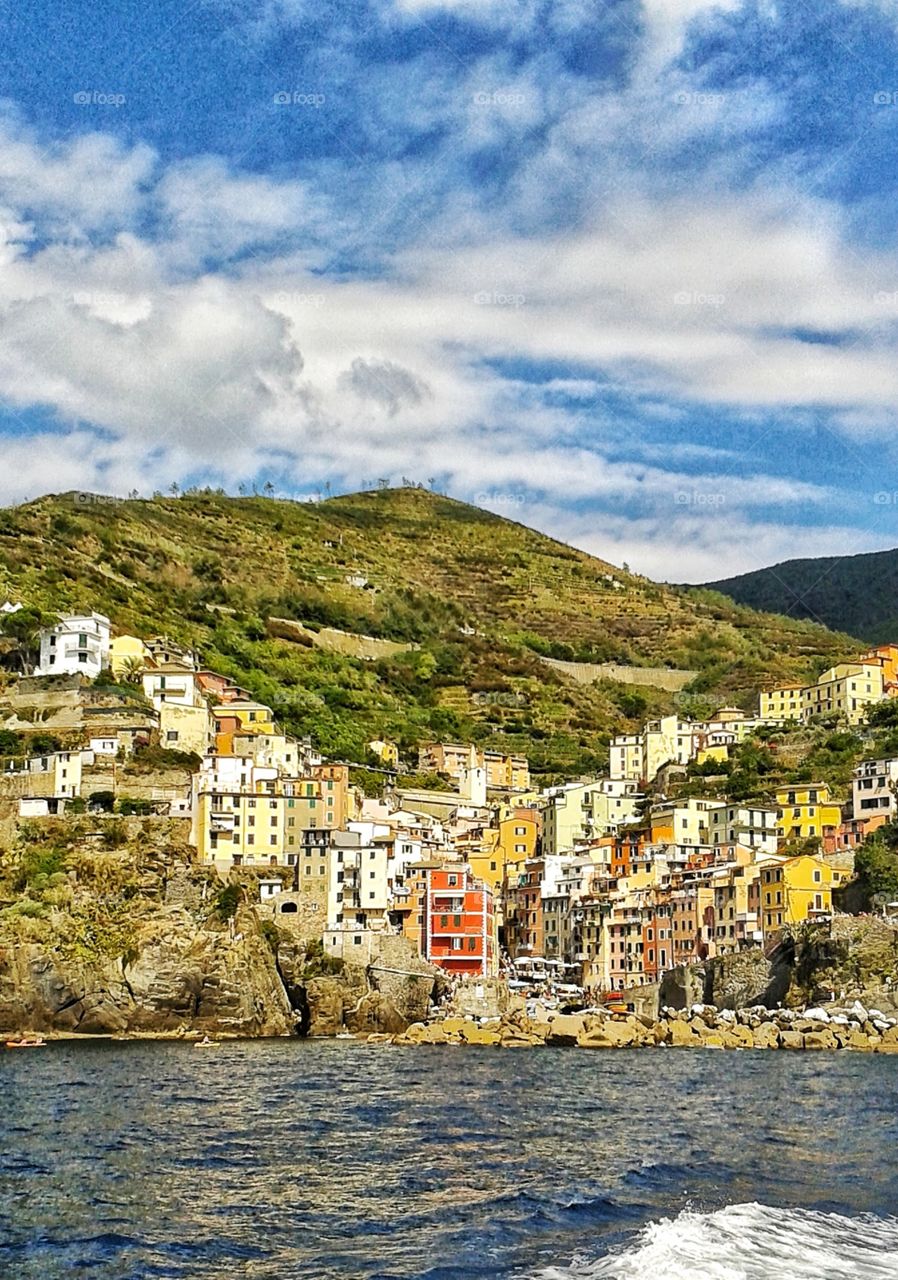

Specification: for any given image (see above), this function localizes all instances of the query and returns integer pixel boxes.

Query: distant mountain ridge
[705,547,898,644]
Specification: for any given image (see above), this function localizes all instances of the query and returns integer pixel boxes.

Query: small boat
[6,1036,46,1049]
[193,1036,219,1049]
[335,1031,356,1040]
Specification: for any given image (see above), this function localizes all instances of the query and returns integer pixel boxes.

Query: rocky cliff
[659,917,898,1017]
[0,905,295,1036]
[0,817,439,1039]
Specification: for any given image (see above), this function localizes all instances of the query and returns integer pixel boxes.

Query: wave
[537,1203,898,1278]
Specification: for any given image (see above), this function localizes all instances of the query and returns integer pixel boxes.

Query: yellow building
[773,783,842,842]
[760,855,835,938]
[195,787,292,872]
[109,634,150,678]
[213,700,276,752]
[649,797,719,846]
[483,751,531,792]
[368,738,400,768]
[758,684,804,722]
[464,807,540,891]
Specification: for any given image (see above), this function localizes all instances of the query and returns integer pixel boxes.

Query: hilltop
[0,487,857,779]
[705,546,898,644]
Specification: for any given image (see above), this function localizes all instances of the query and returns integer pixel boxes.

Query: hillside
[705,547,898,644]
[0,487,857,779]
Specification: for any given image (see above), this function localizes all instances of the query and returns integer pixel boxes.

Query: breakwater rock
[392,1001,898,1051]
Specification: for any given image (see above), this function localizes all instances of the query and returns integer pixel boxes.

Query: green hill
[0,487,858,780]
[705,547,898,644]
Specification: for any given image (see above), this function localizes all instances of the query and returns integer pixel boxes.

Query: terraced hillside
[0,487,857,779]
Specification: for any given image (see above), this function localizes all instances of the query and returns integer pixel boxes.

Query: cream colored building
[801,662,884,725]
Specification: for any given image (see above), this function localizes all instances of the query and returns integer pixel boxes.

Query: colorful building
[760,854,836,939]
[774,784,842,842]
[424,865,495,976]
[108,634,150,677]
[758,683,804,722]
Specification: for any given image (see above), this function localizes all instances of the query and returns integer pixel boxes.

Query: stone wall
[537,656,697,691]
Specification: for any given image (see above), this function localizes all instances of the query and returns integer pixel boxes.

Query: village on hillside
[3,606,898,1002]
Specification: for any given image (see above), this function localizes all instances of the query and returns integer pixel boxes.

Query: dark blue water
[2,1041,898,1279]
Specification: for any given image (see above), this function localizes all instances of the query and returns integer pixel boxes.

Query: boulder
[803,1028,837,1050]
[803,1007,830,1023]
[779,1029,805,1050]
[460,1024,501,1046]
[669,1018,702,1047]
[728,1024,755,1049]
[577,1021,639,1049]
[752,1023,779,1049]
[545,1013,587,1046]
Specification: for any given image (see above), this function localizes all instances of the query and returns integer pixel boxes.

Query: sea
[2,1039,897,1279]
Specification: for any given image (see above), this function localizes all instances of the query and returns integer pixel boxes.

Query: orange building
[424,865,495,976]
[309,763,351,828]
[503,857,544,959]
[861,643,898,693]
[822,814,887,853]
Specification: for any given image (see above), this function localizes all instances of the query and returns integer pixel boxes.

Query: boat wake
[538,1202,898,1278]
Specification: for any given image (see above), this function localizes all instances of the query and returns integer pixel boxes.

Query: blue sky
[2,0,898,580]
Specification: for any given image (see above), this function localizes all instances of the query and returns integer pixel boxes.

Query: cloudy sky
[2,0,898,580]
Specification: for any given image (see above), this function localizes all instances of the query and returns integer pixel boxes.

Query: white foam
[538,1203,898,1279]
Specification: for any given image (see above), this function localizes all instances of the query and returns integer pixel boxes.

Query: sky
[2,0,898,581]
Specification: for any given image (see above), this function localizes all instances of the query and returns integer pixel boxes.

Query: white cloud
[0,109,156,238]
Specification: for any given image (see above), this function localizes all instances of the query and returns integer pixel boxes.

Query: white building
[852,758,898,821]
[326,831,391,929]
[142,666,199,708]
[707,803,779,854]
[35,612,111,678]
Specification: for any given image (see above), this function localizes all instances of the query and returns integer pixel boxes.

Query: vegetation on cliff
[0,487,856,780]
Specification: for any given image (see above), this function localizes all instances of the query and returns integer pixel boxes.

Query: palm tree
[121,656,146,685]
